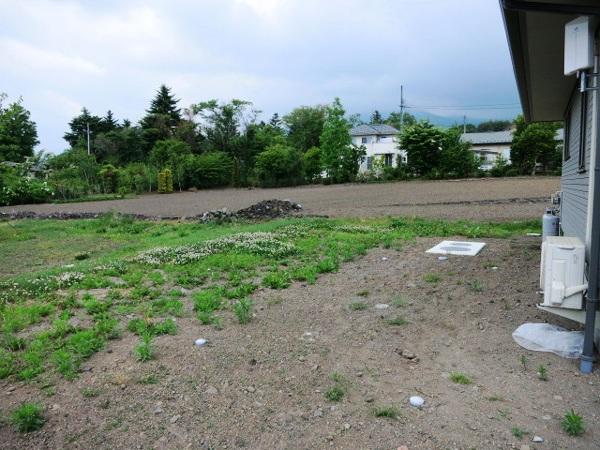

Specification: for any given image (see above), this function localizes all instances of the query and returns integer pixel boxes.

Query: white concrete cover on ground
[426,241,486,256]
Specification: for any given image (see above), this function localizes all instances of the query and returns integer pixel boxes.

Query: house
[500,0,600,373]
[349,124,406,172]
[460,128,564,170]
[461,130,514,170]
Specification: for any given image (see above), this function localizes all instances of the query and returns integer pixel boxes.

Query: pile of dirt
[234,199,302,220]
[0,199,302,222]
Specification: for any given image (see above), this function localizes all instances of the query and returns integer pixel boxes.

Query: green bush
[303,146,322,182]
[0,164,53,206]
[255,144,303,187]
[10,402,45,433]
[189,152,233,188]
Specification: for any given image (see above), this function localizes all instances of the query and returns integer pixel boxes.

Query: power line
[405,103,521,111]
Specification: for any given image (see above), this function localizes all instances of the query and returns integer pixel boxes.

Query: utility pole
[463,115,467,134]
[399,85,405,133]
[86,122,91,155]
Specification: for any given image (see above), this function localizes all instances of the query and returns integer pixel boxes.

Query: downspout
[581,47,600,374]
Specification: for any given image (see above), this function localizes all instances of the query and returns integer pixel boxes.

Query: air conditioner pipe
[581,57,600,374]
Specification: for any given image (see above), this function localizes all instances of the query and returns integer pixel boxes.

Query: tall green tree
[140,85,182,153]
[0,95,39,162]
[320,98,365,183]
[385,111,416,130]
[399,121,445,176]
[370,110,383,124]
[439,129,479,178]
[510,115,560,174]
[283,105,326,152]
[63,108,104,149]
[477,119,512,132]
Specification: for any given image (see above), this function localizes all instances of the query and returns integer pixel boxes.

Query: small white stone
[532,436,544,443]
[381,257,388,261]
[375,303,390,310]
[194,338,207,347]
[438,256,448,261]
[409,396,425,408]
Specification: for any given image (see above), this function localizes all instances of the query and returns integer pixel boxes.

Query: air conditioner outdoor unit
[540,236,586,310]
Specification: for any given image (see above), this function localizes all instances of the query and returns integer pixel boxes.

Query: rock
[381,257,389,261]
[204,386,218,395]
[542,415,551,421]
[375,303,390,310]
[170,415,181,424]
[532,436,544,443]
[153,407,164,415]
[409,396,425,408]
[343,423,351,431]
[246,386,256,393]
[313,408,323,418]
[553,395,562,401]
[194,338,207,347]
[364,396,375,403]
[401,350,416,360]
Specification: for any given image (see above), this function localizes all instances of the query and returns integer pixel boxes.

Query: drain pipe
[581,61,600,373]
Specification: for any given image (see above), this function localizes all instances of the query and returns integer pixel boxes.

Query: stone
[313,408,323,418]
[246,386,256,393]
[375,304,390,310]
[153,407,164,415]
[343,423,351,431]
[204,386,218,395]
[553,395,563,401]
[170,415,181,424]
[532,436,544,443]
[401,350,416,360]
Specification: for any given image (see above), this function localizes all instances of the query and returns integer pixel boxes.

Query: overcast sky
[0,0,521,153]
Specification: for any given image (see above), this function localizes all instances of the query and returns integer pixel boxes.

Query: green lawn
[0,213,539,384]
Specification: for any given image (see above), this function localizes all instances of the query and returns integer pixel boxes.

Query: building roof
[461,128,564,145]
[500,0,600,121]
[350,124,399,136]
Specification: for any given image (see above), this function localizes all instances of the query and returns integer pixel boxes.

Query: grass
[467,279,484,293]
[81,387,100,398]
[234,298,253,324]
[325,386,345,401]
[391,295,407,307]
[511,426,527,439]
[349,302,368,311]
[0,215,539,385]
[537,364,548,381]
[386,316,408,326]
[423,273,441,283]
[561,409,585,436]
[372,405,401,419]
[449,372,472,385]
[10,402,45,432]
[519,355,527,371]
[134,334,154,362]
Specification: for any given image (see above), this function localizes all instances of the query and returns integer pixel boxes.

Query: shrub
[561,409,585,436]
[158,168,173,193]
[234,298,253,324]
[189,152,233,188]
[303,146,322,182]
[255,144,304,187]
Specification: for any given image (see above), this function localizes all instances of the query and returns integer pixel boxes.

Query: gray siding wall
[561,88,593,243]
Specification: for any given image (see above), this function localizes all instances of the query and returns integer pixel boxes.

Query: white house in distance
[460,128,564,170]
[350,124,405,172]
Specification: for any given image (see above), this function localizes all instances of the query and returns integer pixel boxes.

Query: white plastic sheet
[512,323,583,359]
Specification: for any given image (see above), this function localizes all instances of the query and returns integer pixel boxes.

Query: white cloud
[0,38,104,76]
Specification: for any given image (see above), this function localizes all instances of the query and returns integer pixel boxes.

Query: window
[366,157,373,170]
[361,136,368,144]
[384,154,393,166]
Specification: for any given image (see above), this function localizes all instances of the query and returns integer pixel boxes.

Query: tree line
[0,86,562,206]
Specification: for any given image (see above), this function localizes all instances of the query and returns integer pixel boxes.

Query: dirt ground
[2,235,598,450]
[0,177,560,220]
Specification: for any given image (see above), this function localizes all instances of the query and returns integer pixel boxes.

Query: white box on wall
[564,16,595,76]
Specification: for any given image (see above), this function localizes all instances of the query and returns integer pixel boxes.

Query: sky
[0,0,522,154]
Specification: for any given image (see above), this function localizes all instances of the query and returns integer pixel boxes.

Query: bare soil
[0,177,560,221]
[2,236,598,450]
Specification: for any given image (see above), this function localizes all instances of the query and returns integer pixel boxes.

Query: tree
[63,108,103,148]
[385,111,416,130]
[255,144,303,187]
[399,121,445,176]
[320,98,365,183]
[188,152,233,189]
[283,105,326,152]
[370,110,383,124]
[510,115,560,174]
[0,95,39,162]
[477,119,512,132]
[347,113,363,128]
[439,129,479,178]
[303,146,322,182]
[139,85,183,153]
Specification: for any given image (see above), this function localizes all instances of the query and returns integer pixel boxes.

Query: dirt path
[0,177,560,220]
[2,236,597,449]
